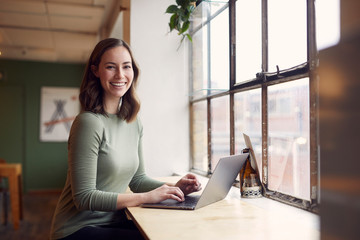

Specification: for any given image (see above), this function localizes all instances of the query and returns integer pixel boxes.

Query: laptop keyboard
[160,195,201,210]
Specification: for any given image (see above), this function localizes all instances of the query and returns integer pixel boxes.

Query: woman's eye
[106,66,116,70]
[124,65,132,69]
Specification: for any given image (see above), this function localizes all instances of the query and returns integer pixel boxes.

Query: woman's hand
[144,184,185,203]
[116,174,202,209]
[175,173,202,196]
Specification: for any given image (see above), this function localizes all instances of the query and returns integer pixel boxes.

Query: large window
[189,0,331,211]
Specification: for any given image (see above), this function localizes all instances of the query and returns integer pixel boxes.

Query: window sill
[177,171,320,238]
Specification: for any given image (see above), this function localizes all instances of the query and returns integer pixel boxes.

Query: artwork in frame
[40,86,80,142]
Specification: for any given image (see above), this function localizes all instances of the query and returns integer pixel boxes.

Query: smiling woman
[79,38,141,123]
[91,46,135,114]
[49,38,202,240]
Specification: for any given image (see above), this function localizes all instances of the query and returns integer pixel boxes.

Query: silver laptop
[141,153,249,210]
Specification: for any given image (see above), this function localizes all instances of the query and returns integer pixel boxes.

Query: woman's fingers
[148,185,185,203]
[167,185,184,201]
[175,174,202,195]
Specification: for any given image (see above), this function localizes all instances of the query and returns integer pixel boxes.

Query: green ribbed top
[50,112,164,239]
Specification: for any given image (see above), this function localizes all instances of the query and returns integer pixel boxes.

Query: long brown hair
[79,38,140,123]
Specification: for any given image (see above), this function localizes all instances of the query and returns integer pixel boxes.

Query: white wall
[130,0,190,177]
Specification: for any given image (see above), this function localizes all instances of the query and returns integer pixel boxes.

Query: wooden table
[126,176,320,240]
[0,163,23,229]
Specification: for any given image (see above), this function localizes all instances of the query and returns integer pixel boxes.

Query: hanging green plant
[165,0,198,45]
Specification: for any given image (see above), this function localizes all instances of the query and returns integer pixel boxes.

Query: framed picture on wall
[40,86,80,142]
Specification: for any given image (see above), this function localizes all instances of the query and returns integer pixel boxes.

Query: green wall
[0,59,84,192]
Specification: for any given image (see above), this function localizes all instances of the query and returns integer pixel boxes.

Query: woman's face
[92,46,134,107]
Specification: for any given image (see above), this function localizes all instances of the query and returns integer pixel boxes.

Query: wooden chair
[0,158,8,225]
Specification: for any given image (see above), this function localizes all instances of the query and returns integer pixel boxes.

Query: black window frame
[189,0,319,212]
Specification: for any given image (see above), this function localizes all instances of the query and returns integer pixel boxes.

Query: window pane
[236,0,262,82]
[191,1,207,30]
[210,7,229,93]
[191,0,229,29]
[268,78,310,200]
[268,0,307,72]
[191,25,209,99]
[209,0,229,15]
[316,0,340,50]
[211,96,230,171]
[234,89,262,178]
[191,101,208,172]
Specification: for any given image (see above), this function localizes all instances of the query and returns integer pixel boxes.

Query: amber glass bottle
[240,148,262,197]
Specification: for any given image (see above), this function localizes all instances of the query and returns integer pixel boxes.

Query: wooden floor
[0,192,60,240]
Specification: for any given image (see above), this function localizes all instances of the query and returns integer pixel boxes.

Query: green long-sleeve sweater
[50,112,164,239]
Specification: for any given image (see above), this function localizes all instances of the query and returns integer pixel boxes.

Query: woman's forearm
[116,193,147,209]
[116,184,185,209]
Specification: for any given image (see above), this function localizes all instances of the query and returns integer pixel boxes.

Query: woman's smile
[110,82,127,87]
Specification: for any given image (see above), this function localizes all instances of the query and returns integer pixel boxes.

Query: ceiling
[0,0,124,63]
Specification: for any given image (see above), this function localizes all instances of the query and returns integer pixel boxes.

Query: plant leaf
[169,14,179,31]
[165,5,178,14]
[186,33,193,42]
[179,21,190,34]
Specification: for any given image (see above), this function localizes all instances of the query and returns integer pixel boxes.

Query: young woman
[50,38,201,240]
